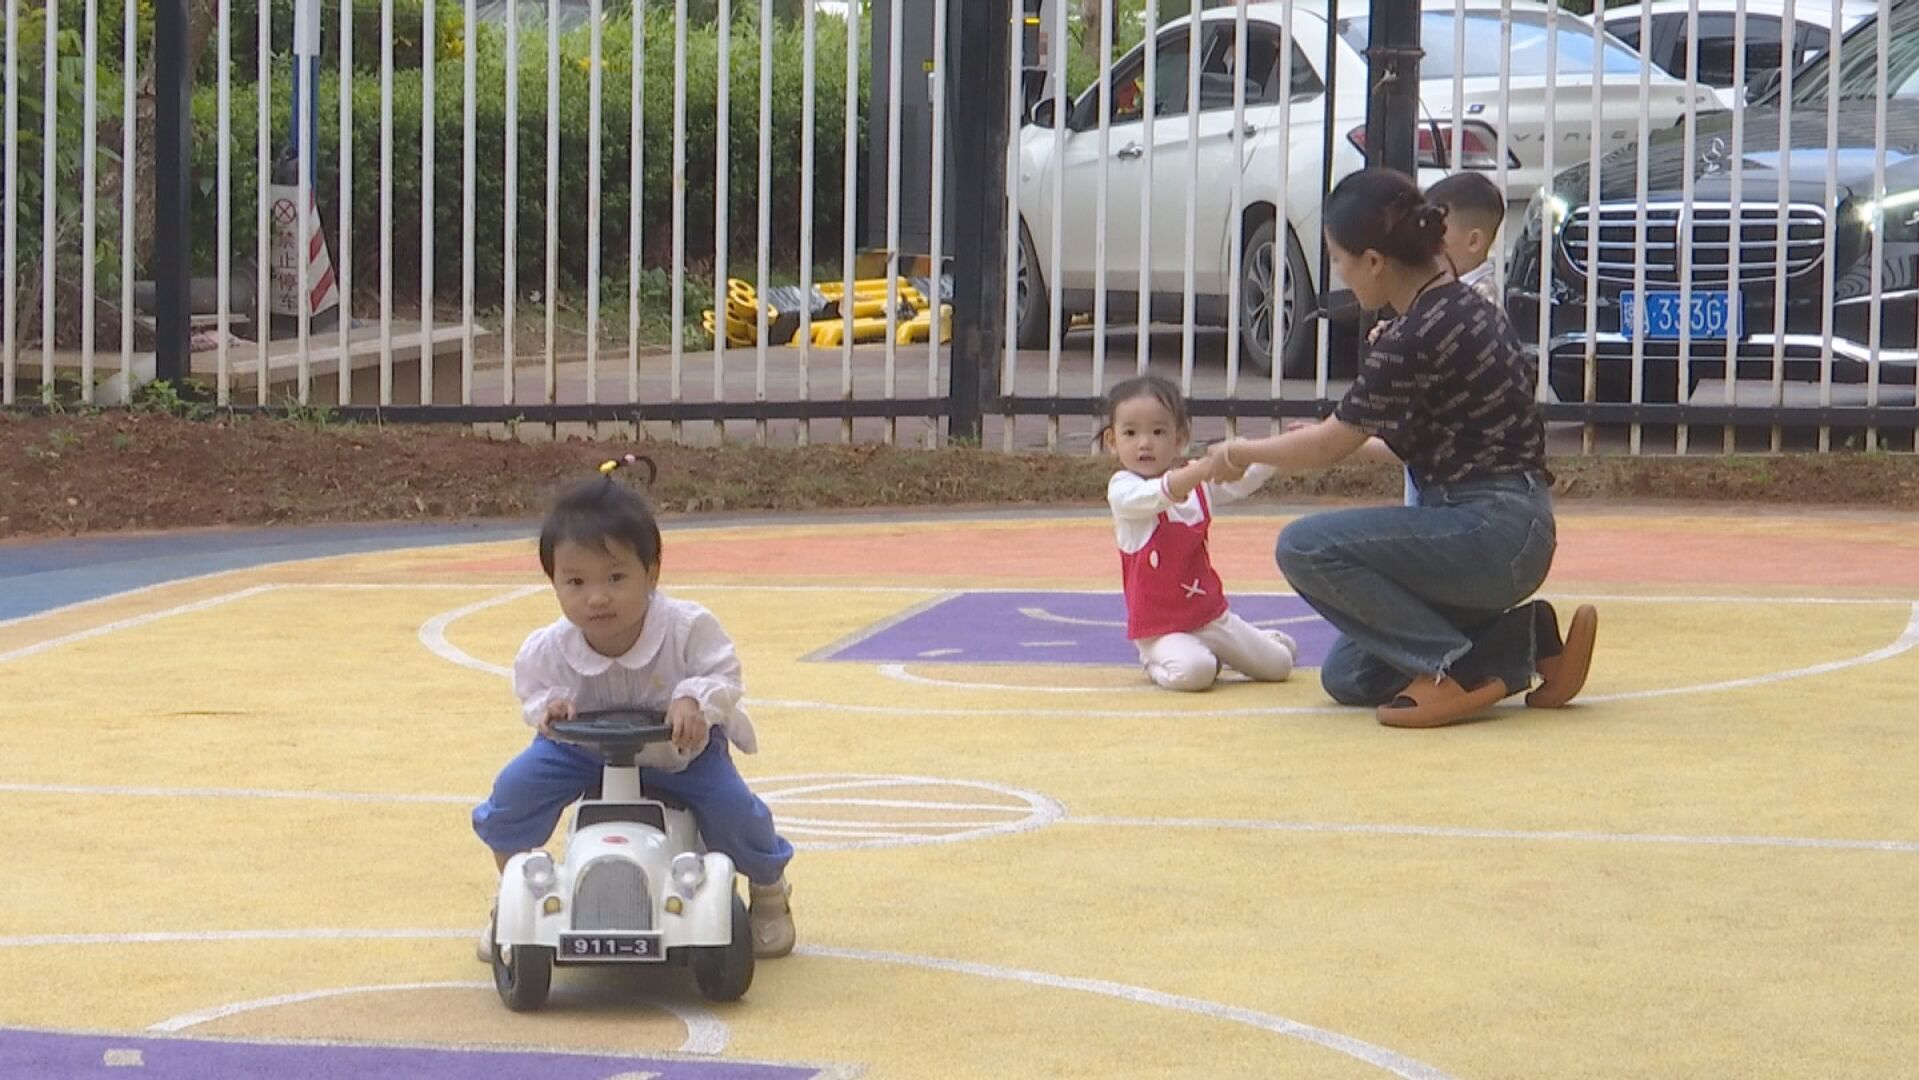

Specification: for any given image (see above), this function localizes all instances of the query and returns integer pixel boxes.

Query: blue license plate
[1619,290,1742,341]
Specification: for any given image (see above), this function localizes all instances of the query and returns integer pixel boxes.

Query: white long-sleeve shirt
[1107,464,1277,553]
[511,594,759,755]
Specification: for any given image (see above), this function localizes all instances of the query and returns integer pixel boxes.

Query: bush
[189,8,868,303]
[218,0,452,80]
[1,6,130,348]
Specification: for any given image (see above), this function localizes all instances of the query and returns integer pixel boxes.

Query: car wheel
[491,911,552,1012]
[1240,219,1316,378]
[691,892,755,1002]
[1014,219,1052,350]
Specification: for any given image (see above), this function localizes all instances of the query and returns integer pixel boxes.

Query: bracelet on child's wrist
[1223,440,1240,470]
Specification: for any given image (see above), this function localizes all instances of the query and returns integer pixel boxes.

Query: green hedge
[190,8,867,301]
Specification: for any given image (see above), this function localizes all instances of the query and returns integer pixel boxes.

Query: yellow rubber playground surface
[3,506,1917,1078]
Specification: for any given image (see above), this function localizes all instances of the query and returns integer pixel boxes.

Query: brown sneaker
[748,877,796,959]
[1528,604,1597,709]
[1376,674,1509,728]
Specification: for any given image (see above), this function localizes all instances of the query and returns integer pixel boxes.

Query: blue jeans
[472,732,794,886]
[1276,472,1556,707]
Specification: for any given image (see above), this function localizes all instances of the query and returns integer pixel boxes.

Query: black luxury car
[1506,0,1919,403]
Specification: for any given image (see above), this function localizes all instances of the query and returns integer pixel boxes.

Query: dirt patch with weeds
[5,411,1919,539]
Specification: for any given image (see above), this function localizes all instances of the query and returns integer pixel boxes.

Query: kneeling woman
[1210,168,1596,728]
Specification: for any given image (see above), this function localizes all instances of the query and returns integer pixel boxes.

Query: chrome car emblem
[1699,136,1729,176]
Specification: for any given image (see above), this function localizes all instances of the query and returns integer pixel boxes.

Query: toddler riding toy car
[489,708,754,1010]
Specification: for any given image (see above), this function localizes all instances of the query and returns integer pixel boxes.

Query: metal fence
[2,0,1915,452]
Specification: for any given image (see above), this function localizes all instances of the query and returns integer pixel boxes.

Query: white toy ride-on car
[490,708,754,1011]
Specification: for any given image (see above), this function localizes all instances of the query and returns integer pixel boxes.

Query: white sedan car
[1014,0,1720,374]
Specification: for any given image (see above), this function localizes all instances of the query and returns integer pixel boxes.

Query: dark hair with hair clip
[1097,373,1191,445]
[538,454,663,579]
[1323,167,1449,268]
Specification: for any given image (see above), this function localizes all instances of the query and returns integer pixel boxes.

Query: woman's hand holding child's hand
[538,697,577,738]
[1207,440,1248,483]
[667,696,709,753]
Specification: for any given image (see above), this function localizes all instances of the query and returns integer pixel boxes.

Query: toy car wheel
[491,911,553,1012]
[691,893,755,1002]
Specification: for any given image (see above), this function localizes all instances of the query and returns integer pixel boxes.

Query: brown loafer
[1376,674,1509,728]
[1528,604,1598,709]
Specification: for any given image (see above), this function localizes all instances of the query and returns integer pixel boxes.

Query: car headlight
[670,852,707,894]
[521,852,558,896]
[1856,189,1919,240]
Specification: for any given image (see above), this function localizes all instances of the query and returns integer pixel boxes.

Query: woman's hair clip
[597,453,659,489]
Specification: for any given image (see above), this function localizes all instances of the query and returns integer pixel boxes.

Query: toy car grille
[572,857,653,931]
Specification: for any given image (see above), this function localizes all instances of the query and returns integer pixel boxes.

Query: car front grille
[572,857,652,931]
[1561,203,1827,287]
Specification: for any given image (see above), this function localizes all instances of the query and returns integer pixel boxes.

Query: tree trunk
[130,0,221,270]
[1077,0,1104,63]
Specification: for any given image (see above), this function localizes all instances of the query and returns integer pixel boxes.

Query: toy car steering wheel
[548,708,674,765]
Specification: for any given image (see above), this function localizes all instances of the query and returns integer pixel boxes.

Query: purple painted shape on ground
[0,1027,824,1080]
[828,591,1336,667]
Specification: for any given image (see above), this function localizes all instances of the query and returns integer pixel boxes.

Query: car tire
[1240,219,1317,378]
[491,912,553,1012]
[1014,219,1052,350]
[691,892,755,1003]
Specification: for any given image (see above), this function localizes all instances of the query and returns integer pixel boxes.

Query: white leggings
[1136,611,1296,692]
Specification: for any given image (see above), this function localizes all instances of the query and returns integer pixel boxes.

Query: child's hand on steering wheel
[667,696,709,753]
[537,697,577,737]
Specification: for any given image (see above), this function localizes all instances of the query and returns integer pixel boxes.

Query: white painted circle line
[794,944,1457,1080]
[1577,601,1919,704]
[416,586,1919,715]
[0,928,1446,1078]
[144,980,728,1055]
[756,774,1067,852]
[417,585,545,677]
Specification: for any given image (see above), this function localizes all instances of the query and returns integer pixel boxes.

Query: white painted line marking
[1067,817,1919,854]
[854,599,1919,709]
[757,774,1065,851]
[0,586,278,665]
[772,797,1034,813]
[144,980,727,1055]
[418,583,1919,712]
[795,945,1457,1080]
[101,1049,144,1067]
[916,647,962,658]
[0,927,1451,1077]
[416,585,545,676]
[1020,640,1077,648]
[1017,606,1123,628]
[874,663,1142,696]
[778,817,1022,830]
[0,928,474,947]
[1578,601,1919,704]
[657,584,1919,605]
[1018,605,1322,630]
[2,779,1912,855]
[779,826,925,841]
[0,782,471,805]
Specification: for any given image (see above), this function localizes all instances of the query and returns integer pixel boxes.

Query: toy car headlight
[522,852,558,896]
[670,853,706,893]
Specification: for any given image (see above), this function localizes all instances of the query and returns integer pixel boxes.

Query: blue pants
[1277,472,1556,706]
[472,732,794,886]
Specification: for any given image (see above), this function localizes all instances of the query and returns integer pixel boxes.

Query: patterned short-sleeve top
[1333,281,1550,490]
